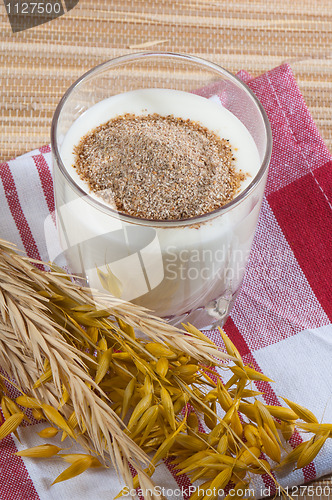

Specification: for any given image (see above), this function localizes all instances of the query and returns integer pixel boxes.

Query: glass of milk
[51,52,272,329]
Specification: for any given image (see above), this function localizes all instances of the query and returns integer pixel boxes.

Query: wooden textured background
[0,1,332,497]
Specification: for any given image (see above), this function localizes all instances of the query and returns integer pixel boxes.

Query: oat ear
[1,238,331,500]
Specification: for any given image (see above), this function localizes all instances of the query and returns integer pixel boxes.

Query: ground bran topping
[73,113,246,221]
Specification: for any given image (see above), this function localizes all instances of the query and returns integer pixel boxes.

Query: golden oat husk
[0,413,24,440]
[112,352,133,362]
[238,447,261,469]
[229,388,262,398]
[178,456,226,476]
[95,348,113,385]
[254,400,281,444]
[297,422,332,434]
[296,433,329,469]
[175,364,199,378]
[277,441,308,468]
[151,419,186,465]
[204,467,233,499]
[282,397,318,424]
[224,374,240,390]
[187,412,199,433]
[160,387,176,431]
[190,466,213,483]
[216,434,228,454]
[175,434,207,451]
[155,357,169,378]
[204,401,217,430]
[258,425,281,463]
[231,365,274,383]
[248,458,271,475]
[182,323,216,346]
[238,403,257,422]
[130,405,158,438]
[145,342,177,359]
[116,318,135,339]
[3,396,30,422]
[141,375,153,398]
[279,421,296,442]
[219,454,249,471]
[218,327,243,366]
[127,394,153,431]
[217,379,233,411]
[67,411,79,431]
[60,453,102,467]
[233,378,247,400]
[33,367,53,389]
[16,395,41,409]
[179,453,247,474]
[265,405,298,421]
[172,393,190,415]
[1,396,11,421]
[86,326,99,345]
[0,397,21,439]
[52,456,99,485]
[15,444,61,458]
[121,377,136,419]
[175,449,209,470]
[58,385,70,409]
[204,418,221,443]
[223,403,238,425]
[204,388,217,404]
[38,427,59,438]
[139,407,160,445]
[243,424,261,448]
[230,410,243,438]
[97,337,108,353]
[31,408,44,420]
[40,404,75,439]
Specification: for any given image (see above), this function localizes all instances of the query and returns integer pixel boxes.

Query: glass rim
[51,51,272,227]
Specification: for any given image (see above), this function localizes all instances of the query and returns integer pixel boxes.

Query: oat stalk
[0,238,230,495]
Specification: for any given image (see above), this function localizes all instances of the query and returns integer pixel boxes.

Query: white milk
[54,89,266,328]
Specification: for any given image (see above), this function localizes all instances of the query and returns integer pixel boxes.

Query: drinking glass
[51,52,272,329]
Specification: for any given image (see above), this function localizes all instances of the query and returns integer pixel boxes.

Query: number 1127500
[6,2,62,14]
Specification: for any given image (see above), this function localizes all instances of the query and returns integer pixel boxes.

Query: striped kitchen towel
[0,63,332,500]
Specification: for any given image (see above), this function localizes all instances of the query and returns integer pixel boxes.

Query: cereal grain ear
[0,239,150,487]
[3,237,330,500]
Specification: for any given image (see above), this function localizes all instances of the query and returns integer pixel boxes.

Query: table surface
[0,1,332,498]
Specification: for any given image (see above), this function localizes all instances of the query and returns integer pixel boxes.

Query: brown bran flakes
[73,113,246,221]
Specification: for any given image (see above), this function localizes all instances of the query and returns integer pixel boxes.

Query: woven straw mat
[0,1,332,498]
